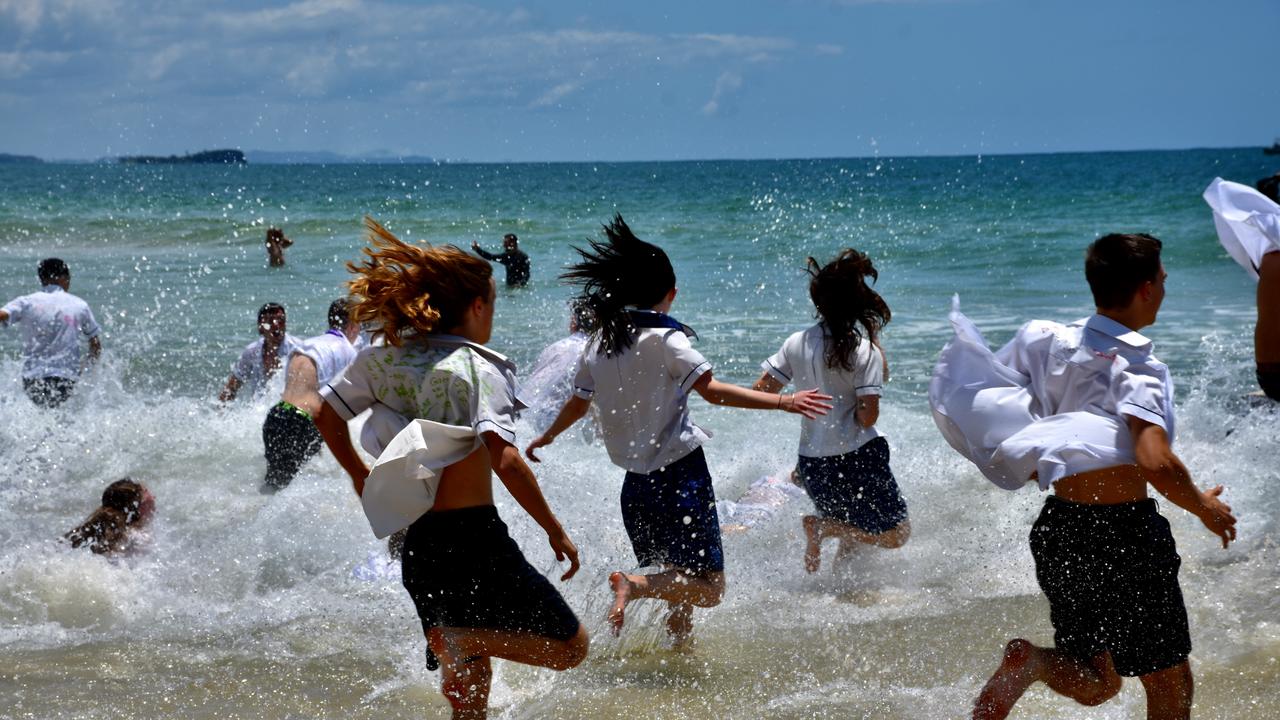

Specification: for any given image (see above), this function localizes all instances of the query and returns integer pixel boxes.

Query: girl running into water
[314,218,587,719]
[526,215,831,645]
[754,249,910,573]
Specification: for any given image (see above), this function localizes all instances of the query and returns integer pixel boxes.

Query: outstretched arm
[1129,416,1236,548]
[692,373,832,418]
[217,375,242,403]
[316,402,369,496]
[526,395,591,461]
[471,241,500,261]
[484,432,580,580]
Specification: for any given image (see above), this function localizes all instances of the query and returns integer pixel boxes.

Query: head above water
[1085,233,1167,328]
[807,249,891,371]
[327,297,351,330]
[503,233,519,251]
[562,214,676,357]
[65,478,154,555]
[102,478,155,526]
[257,302,287,340]
[38,258,70,287]
[347,216,495,346]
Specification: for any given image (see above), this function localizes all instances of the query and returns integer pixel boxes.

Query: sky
[1,0,1278,162]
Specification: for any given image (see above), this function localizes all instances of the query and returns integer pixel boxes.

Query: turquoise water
[1,150,1278,718]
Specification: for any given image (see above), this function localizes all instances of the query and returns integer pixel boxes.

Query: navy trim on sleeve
[325,383,358,418]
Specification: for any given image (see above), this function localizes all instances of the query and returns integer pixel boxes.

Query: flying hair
[562,214,676,357]
[346,216,493,347]
[807,249,891,372]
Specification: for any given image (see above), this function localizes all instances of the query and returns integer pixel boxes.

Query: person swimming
[65,479,156,556]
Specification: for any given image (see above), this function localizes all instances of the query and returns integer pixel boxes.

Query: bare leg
[665,602,695,648]
[803,515,823,573]
[608,569,724,637]
[429,625,589,672]
[804,516,910,573]
[1139,661,1193,720]
[973,639,1121,719]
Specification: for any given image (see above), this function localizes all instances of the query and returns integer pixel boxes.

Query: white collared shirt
[232,334,302,395]
[762,323,884,458]
[2,284,101,379]
[321,333,524,446]
[1204,177,1280,279]
[292,330,357,386]
[573,327,712,474]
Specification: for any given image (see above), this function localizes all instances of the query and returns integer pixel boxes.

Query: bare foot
[607,571,633,637]
[973,638,1040,720]
[802,515,823,573]
[665,602,694,648]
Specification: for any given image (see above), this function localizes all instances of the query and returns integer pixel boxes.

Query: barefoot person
[65,478,157,556]
[314,218,586,718]
[218,303,300,402]
[1203,177,1280,400]
[265,227,293,267]
[930,233,1237,720]
[525,215,831,646]
[0,258,102,408]
[753,249,909,573]
[472,233,530,287]
[260,298,360,491]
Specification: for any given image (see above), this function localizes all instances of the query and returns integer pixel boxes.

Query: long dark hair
[66,479,149,555]
[807,249,891,372]
[562,214,676,357]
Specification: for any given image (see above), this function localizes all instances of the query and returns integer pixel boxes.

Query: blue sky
[2,0,1277,161]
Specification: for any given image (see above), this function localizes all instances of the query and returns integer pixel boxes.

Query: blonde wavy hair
[347,217,493,347]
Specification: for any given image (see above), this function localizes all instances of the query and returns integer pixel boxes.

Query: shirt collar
[427,333,516,372]
[1083,314,1152,350]
[41,284,64,293]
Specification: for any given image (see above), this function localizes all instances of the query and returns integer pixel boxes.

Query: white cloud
[0,0,44,33]
[530,80,581,109]
[702,71,743,116]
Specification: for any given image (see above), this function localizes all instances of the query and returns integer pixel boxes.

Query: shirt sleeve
[572,346,596,399]
[471,357,521,445]
[231,344,256,381]
[79,304,101,338]
[320,347,378,421]
[855,342,885,397]
[2,297,26,325]
[1114,359,1170,431]
[761,335,794,385]
[664,330,712,393]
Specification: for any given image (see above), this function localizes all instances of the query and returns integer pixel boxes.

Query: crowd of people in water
[1,173,1278,720]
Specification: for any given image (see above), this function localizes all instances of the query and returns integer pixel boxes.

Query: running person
[753,250,910,573]
[314,218,586,718]
[526,214,831,646]
[260,298,360,491]
[0,258,102,408]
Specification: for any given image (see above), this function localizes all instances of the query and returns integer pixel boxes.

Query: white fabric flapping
[360,419,480,538]
[1203,177,1280,279]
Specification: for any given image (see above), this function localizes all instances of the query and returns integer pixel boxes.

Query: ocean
[1,149,1277,719]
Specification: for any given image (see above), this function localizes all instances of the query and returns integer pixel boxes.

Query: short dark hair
[503,233,518,244]
[328,298,351,329]
[1085,233,1163,309]
[38,258,69,284]
[257,302,286,324]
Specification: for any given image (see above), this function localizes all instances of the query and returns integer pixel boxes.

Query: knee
[880,520,911,548]
[701,572,726,607]
[1077,674,1123,707]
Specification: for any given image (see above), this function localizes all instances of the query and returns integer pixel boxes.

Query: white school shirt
[573,326,712,474]
[231,334,301,394]
[1203,177,1280,279]
[321,334,524,447]
[520,332,590,434]
[762,324,884,458]
[1,285,101,379]
[292,329,357,386]
[929,297,1174,490]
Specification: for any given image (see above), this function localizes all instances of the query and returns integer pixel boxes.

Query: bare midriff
[430,443,496,511]
[1257,251,1280,365]
[1052,464,1149,504]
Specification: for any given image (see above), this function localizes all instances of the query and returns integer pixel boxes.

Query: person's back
[0,258,101,407]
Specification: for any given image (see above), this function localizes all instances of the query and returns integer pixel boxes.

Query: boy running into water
[934,234,1237,719]
[315,218,586,719]
[526,215,831,645]
[260,298,360,491]
[754,250,910,572]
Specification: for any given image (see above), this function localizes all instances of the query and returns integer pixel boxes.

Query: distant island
[118,149,246,165]
[245,149,436,164]
[0,153,44,164]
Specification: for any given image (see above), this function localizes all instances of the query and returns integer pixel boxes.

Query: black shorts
[796,437,909,535]
[23,377,75,408]
[1258,362,1280,401]
[621,447,724,573]
[262,402,323,489]
[401,505,580,641]
[1030,497,1191,677]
